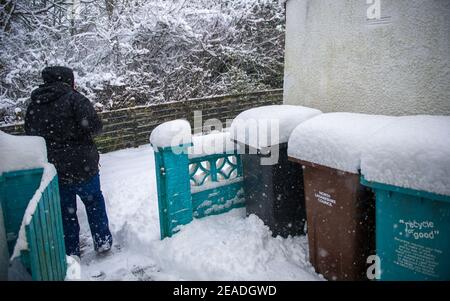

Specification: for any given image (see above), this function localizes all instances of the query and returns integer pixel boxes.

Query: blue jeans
[59,173,112,257]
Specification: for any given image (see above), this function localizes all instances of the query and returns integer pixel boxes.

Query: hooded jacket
[25,76,102,184]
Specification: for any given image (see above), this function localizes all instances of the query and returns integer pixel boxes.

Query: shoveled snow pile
[0,131,48,174]
[150,210,320,281]
[230,105,321,149]
[288,113,395,173]
[77,145,322,281]
[149,120,192,149]
[189,131,238,158]
[361,115,450,196]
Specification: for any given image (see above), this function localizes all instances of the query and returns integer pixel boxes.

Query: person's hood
[42,66,74,87]
[30,82,73,104]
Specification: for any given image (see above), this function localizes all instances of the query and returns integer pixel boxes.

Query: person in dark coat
[25,66,112,258]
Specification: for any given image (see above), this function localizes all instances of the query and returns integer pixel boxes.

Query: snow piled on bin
[149,119,192,149]
[288,113,395,173]
[230,105,321,149]
[0,131,48,174]
[361,115,450,196]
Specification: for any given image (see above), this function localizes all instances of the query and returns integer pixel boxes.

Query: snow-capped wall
[283,0,450,115]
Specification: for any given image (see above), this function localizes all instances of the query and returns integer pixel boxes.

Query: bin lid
[287,113,395,174]
[229,105,321,149]
[361,115,450,197]
[0,131,48,174]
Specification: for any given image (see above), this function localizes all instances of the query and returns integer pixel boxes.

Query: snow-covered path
[76,145,322,281]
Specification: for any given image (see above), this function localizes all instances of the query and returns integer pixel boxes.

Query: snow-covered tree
[0,0,285,123]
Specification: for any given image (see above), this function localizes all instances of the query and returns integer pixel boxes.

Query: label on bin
[393,219,441,278]
[315,191,336,207]
[400,220,440,241]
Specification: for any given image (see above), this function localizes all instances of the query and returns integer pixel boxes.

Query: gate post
[154,144,193,239]
[150,120,193,239]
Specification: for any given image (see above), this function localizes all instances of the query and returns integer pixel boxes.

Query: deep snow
[76,145,322,281]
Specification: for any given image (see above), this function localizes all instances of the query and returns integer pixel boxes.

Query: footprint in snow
[90,270,106,280]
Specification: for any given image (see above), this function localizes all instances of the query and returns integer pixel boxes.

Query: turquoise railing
[189,153,244,219]
[0,167,67,281]
[153,140,245,239]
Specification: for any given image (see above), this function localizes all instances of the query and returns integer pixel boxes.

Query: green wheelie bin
[361,115,450,280]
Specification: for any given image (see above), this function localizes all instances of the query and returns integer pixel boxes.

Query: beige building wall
[283,0,450,115]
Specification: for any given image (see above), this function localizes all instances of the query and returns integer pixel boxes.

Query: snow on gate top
[361,115,450,196]
[188,131,238,159]
[287,113,396,174]
[230,105,322,149]
[149,119,192,149]
[149,119,238,157]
